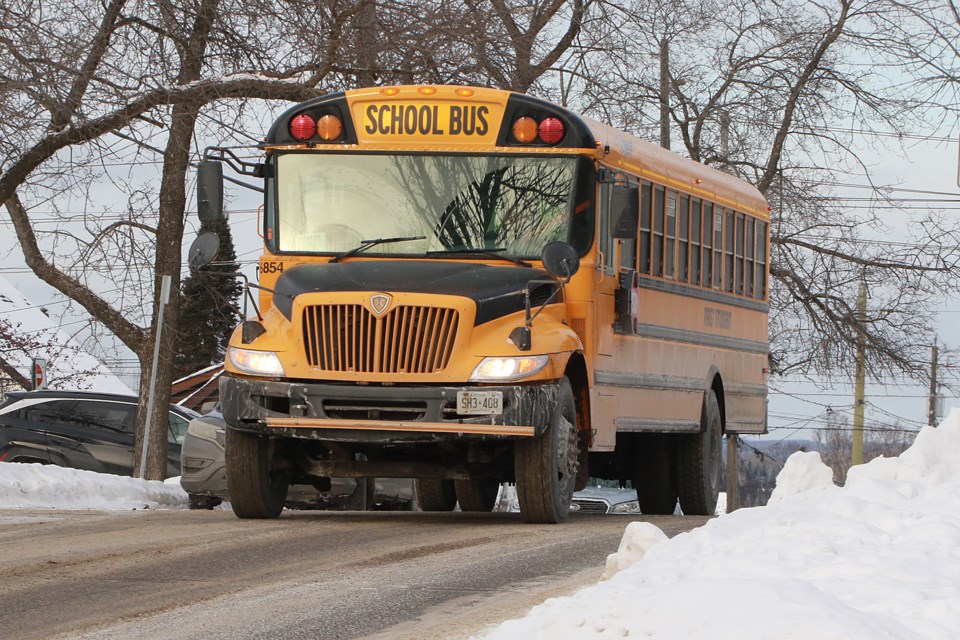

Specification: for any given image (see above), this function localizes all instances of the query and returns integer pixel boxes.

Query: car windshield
[273,153,579,259]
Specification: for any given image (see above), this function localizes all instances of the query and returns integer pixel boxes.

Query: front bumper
[220,374,559,444]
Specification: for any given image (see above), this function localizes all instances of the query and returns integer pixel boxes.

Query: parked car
[180,410,413,510]
[0,390,199,478]
[498,483,641,515]
[569,486,641,515]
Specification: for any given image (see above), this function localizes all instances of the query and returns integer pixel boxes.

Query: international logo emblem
[369,293,392,317]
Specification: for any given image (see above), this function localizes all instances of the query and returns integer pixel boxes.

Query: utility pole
[659,38,670,150]
[852,281,867,467]
[928,342,939,427]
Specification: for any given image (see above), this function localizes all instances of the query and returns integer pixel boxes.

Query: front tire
[515,377,579,524]
[676,389,723,516]
[454,479,500,512]
[225,429,289,519]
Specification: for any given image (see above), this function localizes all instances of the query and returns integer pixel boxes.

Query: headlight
[469,355,549,382]
[610,500,641,514]
[228,347,285,376]
[187,420,221,441]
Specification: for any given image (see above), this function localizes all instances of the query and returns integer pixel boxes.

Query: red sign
[31,358,47,390]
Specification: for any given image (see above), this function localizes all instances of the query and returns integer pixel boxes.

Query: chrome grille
[302,304,459,374]
[571,498,610,514]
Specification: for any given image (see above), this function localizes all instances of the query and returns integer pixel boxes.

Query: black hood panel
[272,261,559,325]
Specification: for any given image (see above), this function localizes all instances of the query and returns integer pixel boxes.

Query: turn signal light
[317,114,343,141]
[512,117,539,143]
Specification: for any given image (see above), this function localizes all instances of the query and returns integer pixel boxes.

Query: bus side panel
[591,286,768,442]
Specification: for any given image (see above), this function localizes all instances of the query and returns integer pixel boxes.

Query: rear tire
[633,434,678,515]
[414,479,457,511]
[515,377,579,524]
[225,429,289,519]
[454,479,500,512]
[676,389,723,516]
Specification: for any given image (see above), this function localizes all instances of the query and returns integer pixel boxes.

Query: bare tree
[0,0,373,478]
[462,0,590,93]
[0,317,112,393]
[564,0,960,384]
[0,0,586,479]
[816,413,915,484]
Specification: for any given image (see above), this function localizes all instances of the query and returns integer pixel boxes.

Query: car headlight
[187,420,221,441]
[228,347,285,376]
[469,355,549,382]
[610,500,641,514]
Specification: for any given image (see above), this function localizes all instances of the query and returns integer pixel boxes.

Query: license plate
[456,390,503,415]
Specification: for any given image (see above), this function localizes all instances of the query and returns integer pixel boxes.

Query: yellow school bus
[195,85,769,523]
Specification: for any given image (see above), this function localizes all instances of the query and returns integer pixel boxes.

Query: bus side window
[745,217,755,298]
[690,198,702,286]
[678,194,689,283]
[725,209,735,293]
[735,213,745,295]
[702,203,712,287]
[665,192,677,279]
[653,186,665,277]
[713,207,723,290]
[639,183,652,275]
[756,221,768,299]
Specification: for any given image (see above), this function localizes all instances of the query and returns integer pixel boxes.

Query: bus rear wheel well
[707,373,726,434]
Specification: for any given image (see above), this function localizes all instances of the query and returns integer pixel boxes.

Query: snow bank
[0,462,189,510]
[477,412,960,640]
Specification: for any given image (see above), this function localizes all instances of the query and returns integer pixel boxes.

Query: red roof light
[290,114,316,141]
[538,117,565,145]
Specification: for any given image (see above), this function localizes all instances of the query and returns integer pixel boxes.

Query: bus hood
[271,260,560,326]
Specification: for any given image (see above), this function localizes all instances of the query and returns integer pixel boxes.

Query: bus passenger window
[690,198,702,286]
[702,203,713,288]
[725,210,735,293]
[665,192,677,279]
[678,195,689,283]
[653,186,664,277]
[745,217,755,298]
[639,183,652,274]
[756,221,768,299]
[713,207,723,289]
[735,213,745,295]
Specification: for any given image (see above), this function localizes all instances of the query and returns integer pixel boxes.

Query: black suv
[0,390,200,478]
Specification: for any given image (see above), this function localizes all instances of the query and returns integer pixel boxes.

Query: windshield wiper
[330,236,426,263]
[426,247,532,268]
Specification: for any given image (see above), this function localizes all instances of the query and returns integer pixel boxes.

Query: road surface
[0,508,710,639]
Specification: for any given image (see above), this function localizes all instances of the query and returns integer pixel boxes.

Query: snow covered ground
[1,410,958,639]
[478,411,960,640]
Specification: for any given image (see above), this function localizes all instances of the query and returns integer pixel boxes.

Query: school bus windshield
[273,153,579,258]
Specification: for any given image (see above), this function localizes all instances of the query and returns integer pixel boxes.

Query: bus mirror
[541,241,580,280]
[188,232,220,270]
[197,161,224,222]
[611,186,639,239]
